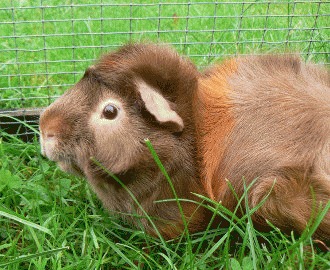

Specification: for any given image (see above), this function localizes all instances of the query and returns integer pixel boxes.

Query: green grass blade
[144,139,188,230]
[0,114,40,135]
[197,232,229,264]
[144,139,193,257]
[0,206,53,237]
[90,157,170,251]
[301,199,330,240]
[107,242,139,269]
[0,247,69,267]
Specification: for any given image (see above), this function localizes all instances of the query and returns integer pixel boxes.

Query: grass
[0,0,329,269]
[0,132,329,269]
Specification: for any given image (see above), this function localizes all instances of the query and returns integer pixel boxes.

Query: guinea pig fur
[40,43,330,241]
[39,43,210,239]
[194,55,330,240]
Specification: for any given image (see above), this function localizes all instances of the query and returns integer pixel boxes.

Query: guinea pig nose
[42,131,56,140]
[44,132,56,139]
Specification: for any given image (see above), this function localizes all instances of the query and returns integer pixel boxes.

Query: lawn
[1,133,329,269]
[0,1,329,269]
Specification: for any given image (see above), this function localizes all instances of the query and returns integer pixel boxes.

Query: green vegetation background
[0,1,329,269]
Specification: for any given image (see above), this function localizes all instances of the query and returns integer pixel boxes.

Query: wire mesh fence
[0,0,329,139]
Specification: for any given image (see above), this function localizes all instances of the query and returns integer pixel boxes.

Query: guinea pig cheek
[88,99,132,173]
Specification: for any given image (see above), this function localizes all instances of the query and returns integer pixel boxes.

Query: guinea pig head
[40,43,197,176]
[39,44,206,238]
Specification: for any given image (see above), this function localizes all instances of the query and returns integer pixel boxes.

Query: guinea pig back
[195,55,330,240]
[39,43,209,239]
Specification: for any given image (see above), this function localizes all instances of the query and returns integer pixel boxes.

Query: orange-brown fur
[196,55,330,240]
[193,59,237,200]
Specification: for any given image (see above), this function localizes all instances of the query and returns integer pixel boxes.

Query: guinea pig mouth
[40,141,85,177]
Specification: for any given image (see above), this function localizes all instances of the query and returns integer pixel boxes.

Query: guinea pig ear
[136,79,184,133]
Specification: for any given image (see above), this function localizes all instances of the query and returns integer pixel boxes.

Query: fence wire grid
[0,0,329,137]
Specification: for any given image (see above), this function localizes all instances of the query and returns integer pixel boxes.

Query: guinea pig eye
[102,104,118,120]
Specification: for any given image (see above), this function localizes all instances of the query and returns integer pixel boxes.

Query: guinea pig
[194,55,330,240]
[40,43,330,241]
[39,43,210,239]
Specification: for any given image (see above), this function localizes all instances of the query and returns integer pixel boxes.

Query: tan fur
[197,55,330,240]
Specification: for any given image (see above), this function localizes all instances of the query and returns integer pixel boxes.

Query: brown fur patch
[202,55,330,240]
[250,167,330,239]
[194,59,237,199]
